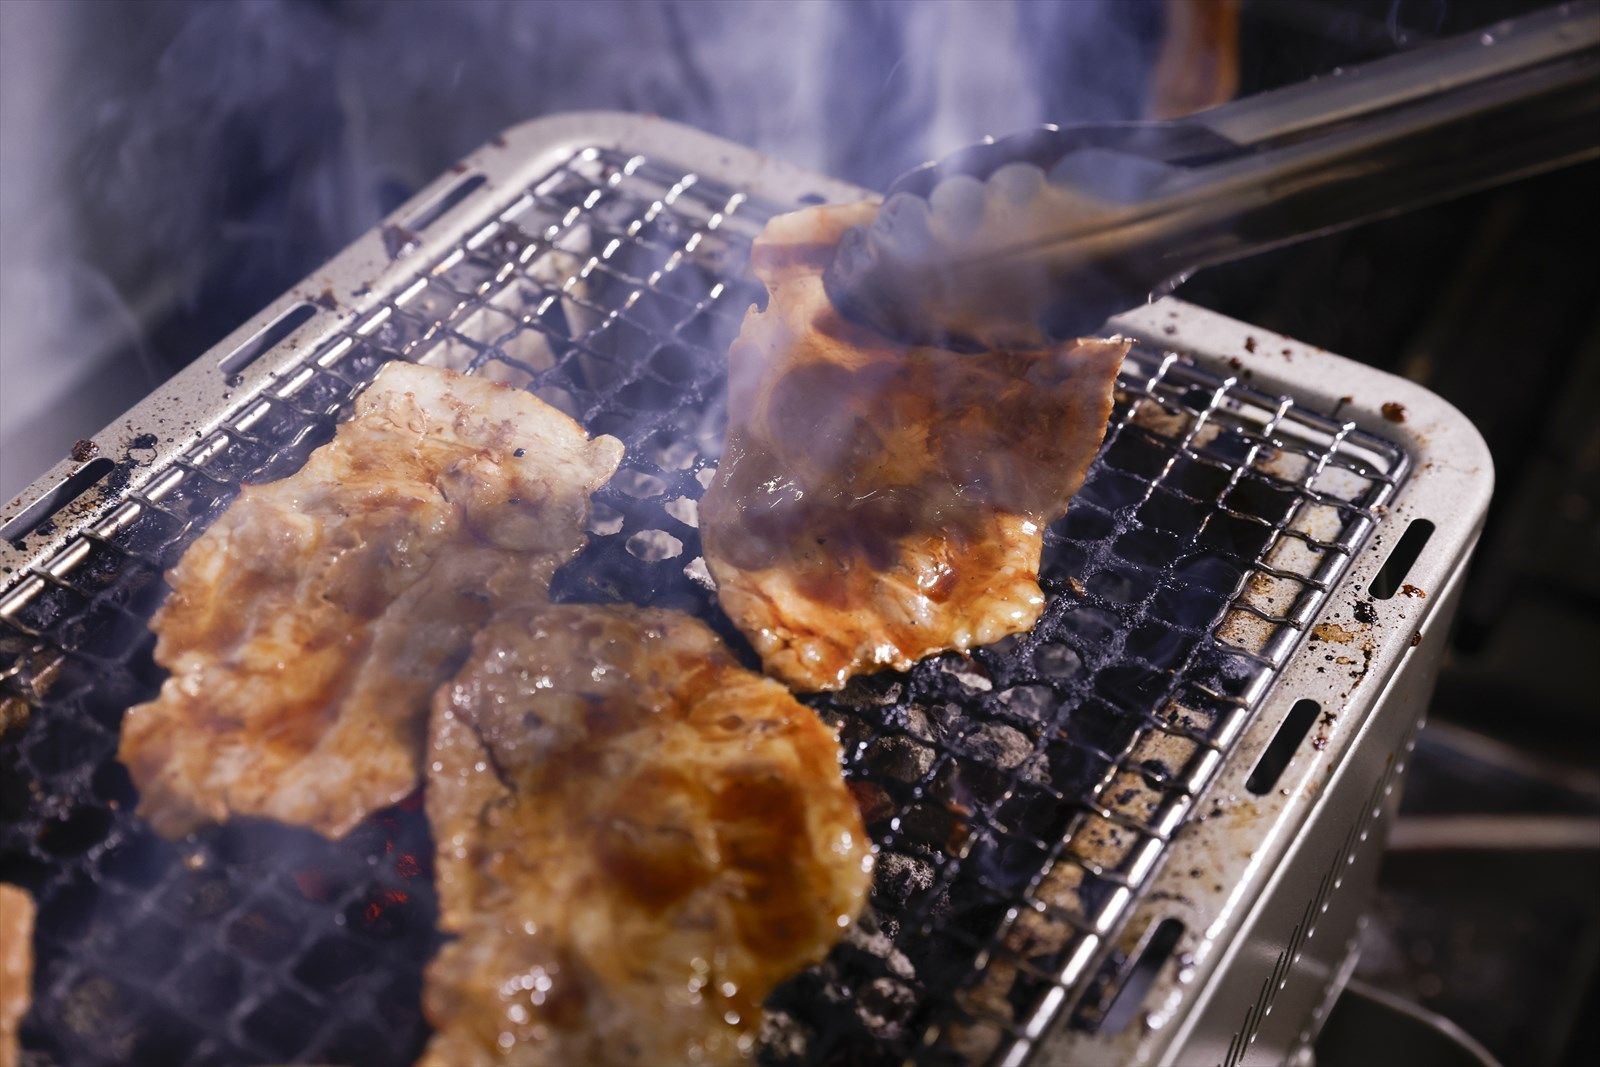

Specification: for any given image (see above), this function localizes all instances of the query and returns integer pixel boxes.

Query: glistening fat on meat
[117,362,623,839]
[421,604,871,1066]
[700,202,1127,691]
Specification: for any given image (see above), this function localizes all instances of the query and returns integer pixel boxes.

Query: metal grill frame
[1037,300,1489,1067]
[0,113,1493,1066]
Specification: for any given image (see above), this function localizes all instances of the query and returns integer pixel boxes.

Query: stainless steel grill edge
[0,113,1491,1067]
[1045,300,1489,1065]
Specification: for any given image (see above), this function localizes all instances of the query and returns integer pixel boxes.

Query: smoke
[0,0,166,500]
[0,0,1167,499]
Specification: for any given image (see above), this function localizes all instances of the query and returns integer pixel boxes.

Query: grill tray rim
[0,112,1494,1067]
[1038,297,1491,1067]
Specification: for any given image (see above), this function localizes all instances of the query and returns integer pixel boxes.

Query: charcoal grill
[0,114,1491,1066]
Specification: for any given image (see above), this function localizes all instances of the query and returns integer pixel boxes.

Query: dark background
[0,1,1595,1063]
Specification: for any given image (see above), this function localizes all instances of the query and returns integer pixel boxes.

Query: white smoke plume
[0,0,1165,500]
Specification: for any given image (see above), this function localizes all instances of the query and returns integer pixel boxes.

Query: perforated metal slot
[1094,919,1186,1035]
[1247,699,1323,796]
[1369,518,1435,599]
[217,303,319,376]
[0,459,115,544]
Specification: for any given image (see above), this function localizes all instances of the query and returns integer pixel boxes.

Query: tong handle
[835,2,1600,349]
[1158,0,1600,265]
[1193,0,1600,152]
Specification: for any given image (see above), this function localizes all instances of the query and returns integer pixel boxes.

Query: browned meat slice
[0,884,33,1067]
[421,604,870,1066]
[119,363,623,838]
[700,203,1128,690]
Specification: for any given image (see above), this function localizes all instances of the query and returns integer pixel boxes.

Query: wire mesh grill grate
[0,146,1405,1066]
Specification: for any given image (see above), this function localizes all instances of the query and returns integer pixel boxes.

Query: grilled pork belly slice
[700,203,1128,691]
[421,604,870,1067]
[119,363,623,839]
[0,884,32,1067]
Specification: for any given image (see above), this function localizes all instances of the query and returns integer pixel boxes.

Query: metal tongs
[823,1,1600,351]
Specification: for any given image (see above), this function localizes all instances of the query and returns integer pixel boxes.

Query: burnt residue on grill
[1311,617,1379,698]
[381,223,420,259]
[0,148,1406,1067]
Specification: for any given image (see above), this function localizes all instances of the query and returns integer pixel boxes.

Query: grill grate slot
[0,146,1405,1067]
